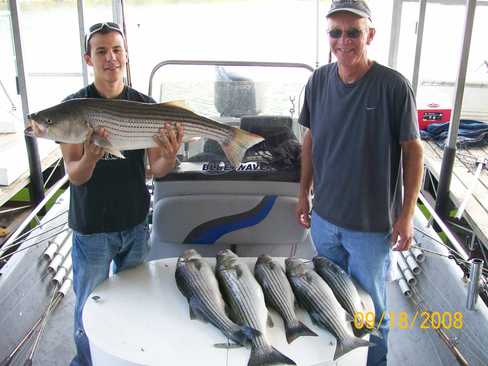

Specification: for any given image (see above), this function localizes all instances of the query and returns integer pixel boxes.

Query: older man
[296,1,423,365]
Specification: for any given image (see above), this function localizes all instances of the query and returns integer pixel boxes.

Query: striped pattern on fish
[254,255,317,343]
[285,258,372,361]
[27,98,264,166]
[313,256,365,317]
[175,249,258,346]
[313,256,378,338]
[216,250,296,366]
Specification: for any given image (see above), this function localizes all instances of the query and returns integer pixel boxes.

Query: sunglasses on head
[328,27,363,39]
[85,22,124,51]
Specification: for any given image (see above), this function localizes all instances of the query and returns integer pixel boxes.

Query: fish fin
[230,325,261,345]
[308,311,335,336]
[194,260,202,271]
[309,311,322,327]
[220,127,264,167]
[188,297,206,322]
[333,336,372,361]
[161,100,189,110]
[236,266,243,278]
[353,325,383,339]
[91,135,125,159]
[242,325,261,339]
[213,342,243,349]
[188,304,197,320]
[285,320,318,344]
[360,299,368,312]
[267,314,274,328]
[104,147,125,159]
[249,346,296,366]
[304,272,314,283]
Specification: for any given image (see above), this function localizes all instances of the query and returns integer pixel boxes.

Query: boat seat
[151,194,306,246]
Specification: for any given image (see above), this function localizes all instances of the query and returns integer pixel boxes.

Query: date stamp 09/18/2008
[353,310,464,331]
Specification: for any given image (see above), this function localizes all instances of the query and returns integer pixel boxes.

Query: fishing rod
[0,290,63,366]
[15,273,72,366]
[410,243,488,278]
[414,227,467,260]
[413,227,488,276]
[23,285,60,366]
[0,221,68,254]
[0,209,67,253]
[410,289,469,366]
[0,227,71,263]
[0,175,69,258]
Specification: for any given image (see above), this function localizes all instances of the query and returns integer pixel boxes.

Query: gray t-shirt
[299,62,419,232]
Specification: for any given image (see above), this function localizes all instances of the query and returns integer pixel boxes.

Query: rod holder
[466,258,484,310]
[402,251,422,275]
[398,277,412,297]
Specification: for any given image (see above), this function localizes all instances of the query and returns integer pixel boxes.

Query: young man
[62,22,184,366]
[296,1,423,365]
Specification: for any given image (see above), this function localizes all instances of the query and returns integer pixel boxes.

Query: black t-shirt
[64,84,156,234]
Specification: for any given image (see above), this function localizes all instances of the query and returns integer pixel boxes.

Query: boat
[1,1,488,365]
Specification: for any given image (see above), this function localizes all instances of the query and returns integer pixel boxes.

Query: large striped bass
[313,256,375,337]
[216,250,296,366]
[285,258,372,361]
[26,98,264,167]
[175,249,259,346]
[254,255,317,344]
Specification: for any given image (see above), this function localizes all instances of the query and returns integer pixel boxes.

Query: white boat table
[84,257,370,366]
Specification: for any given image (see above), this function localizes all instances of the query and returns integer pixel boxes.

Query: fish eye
[47,119,52,125]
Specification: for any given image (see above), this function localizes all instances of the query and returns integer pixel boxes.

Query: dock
[422,140,488,248]
[0,132,62,207]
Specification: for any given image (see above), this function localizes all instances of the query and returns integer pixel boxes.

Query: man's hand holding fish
[149,122,184,177]
[84,127,108,163]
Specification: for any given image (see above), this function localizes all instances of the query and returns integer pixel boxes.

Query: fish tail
[230,325,261,345]
[220,127,264,167]
[285,319,318,344]
[248,346,296,366]
[333,336,373,360]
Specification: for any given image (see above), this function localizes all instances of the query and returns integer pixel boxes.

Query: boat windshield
[148,62,312,180]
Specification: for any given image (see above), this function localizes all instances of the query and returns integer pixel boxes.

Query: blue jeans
[70,222,149,366]
[311,211,390,366]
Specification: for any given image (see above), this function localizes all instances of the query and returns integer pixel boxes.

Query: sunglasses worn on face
[85,22,124,52]
[328,27,363,39]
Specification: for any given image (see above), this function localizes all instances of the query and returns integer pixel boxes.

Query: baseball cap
[327,0,372,19]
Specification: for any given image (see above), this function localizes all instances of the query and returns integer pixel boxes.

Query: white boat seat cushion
[151,194,306,246]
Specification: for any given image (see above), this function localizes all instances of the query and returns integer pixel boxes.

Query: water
[1,0,487,122]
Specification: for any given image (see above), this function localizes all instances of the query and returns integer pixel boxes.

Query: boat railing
[417,192,488,308]
[147,59,314,97]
